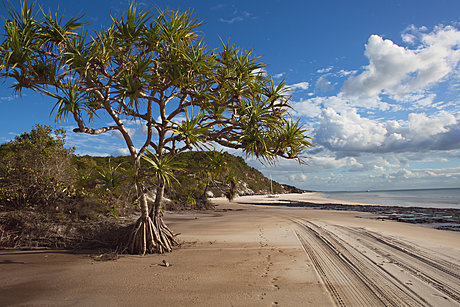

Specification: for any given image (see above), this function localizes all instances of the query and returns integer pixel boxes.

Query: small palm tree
[96,158,125,189]
[186,193,197,208]
[141,149,182,217]
[142,149,182,188]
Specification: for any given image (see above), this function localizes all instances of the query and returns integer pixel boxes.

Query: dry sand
[1,192,460,306]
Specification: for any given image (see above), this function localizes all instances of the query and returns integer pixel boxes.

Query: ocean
[323,188,460,209]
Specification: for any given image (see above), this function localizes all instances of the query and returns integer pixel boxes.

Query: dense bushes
[0,125,74,211]
[0,125,138,219]
[0,126,136,248]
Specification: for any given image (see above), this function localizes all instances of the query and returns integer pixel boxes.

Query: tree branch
[73,126,119,134]
[136,100,154,161]
[166,94,192,121]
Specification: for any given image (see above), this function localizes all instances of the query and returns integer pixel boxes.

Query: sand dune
[1,193,459,306]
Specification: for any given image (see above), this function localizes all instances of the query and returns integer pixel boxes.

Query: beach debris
[162,259,170,267]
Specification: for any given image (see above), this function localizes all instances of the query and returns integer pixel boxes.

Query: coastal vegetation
[0,2,312,254]
[0,125,304,250]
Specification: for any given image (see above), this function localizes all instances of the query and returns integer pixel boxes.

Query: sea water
[323,188,460,209]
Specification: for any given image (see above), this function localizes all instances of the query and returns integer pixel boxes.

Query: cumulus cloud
[343,25,460,102]
[293,94,393,119]
[407,111,456,138]
[315,108,387,153]
[315,108,460,156]
[292,98,323,118]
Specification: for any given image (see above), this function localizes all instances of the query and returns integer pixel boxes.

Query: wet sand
[1,193,460,306]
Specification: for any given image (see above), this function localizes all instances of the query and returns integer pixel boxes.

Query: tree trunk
[201,180,209,200]
[150,181,164,219]
[127,180,176,254]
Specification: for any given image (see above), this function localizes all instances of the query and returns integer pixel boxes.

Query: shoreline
[321,188,460,209]
[241,192,460,231]
[233,192,460,232]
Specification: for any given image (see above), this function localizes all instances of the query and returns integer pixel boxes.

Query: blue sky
[0,0,459,191]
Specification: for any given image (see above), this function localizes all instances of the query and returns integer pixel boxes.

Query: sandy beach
[1,192,460,306]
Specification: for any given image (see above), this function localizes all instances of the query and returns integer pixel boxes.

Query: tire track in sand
[340,226,460,303]
[292,219,460,306]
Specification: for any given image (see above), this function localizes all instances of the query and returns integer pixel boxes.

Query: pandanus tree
[0,2,313,254]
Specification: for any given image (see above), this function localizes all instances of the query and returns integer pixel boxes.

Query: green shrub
[0,125,74,211]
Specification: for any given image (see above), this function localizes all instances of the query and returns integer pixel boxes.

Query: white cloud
[112,127,136,140]
[289,81,310,91]
[314,107,460,155]
[292,98,322,118]
[220,16,244,24]
[112,147,131,156]
[373,165,386,172]
[273,72,286,79]
[252,67,267,76]
[293,94,393,119]
[311,156,348,169]
[395,93,437,108]
[343,26,460,102]
[338,69,356,77]
[317,66,333,73]
[315,108,387,153]
[311,156,365,170]
[315,76,333,92]
[407,111,456,139]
